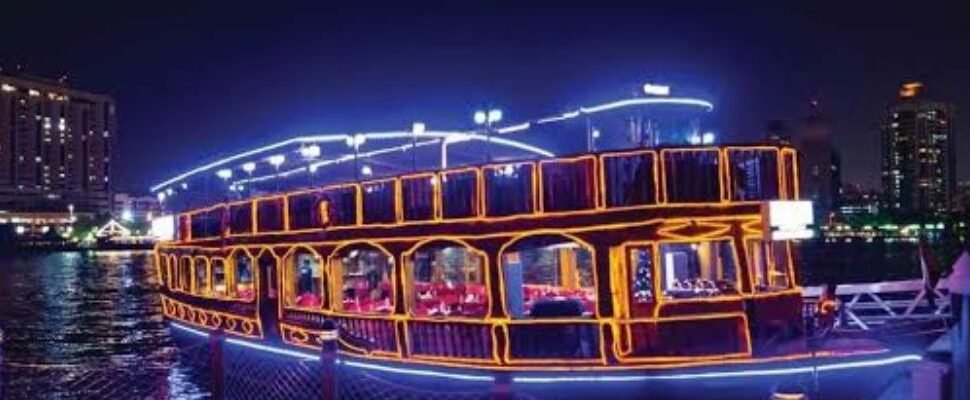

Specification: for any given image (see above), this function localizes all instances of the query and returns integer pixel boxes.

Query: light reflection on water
[0,251,208,399]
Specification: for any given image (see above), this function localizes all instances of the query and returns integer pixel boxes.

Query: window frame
[655,237,742,302]
[328,243,397,316]
[404,240,491,320]
[498,234,599,320]
[283,247,327,311]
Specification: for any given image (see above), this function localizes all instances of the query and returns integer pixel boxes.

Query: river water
[0,251,208,399]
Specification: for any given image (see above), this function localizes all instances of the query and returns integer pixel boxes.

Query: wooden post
[210,329,226,400]
[492,371,512,400]
[321,319,338,400]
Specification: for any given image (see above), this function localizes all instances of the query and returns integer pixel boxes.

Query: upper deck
[173,144,799,245]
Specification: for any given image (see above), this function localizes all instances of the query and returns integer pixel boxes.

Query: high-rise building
[0,73,115,214]
[799,101,841,222]
[882,82,956,218]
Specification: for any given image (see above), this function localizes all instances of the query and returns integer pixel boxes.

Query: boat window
[194,258,210,296]
[401,175,436,221]
[178,215,191,241]
[212,258,228,298]
[178,257,192,292]
[663,149,721,203]
[540,158,596,212]
[727,149,780,201]
[322,185,358,226]
[256,198,285,232]
[485,163,535,217]
[288,191,325,230]
[629,247,655,304]
[440,170,479,219]
[362,180,396,224]
[602,151,658,208]
[409,243,487,318]
[333,247,394,314]
[502,236,596,319]
[285,250,324,309]
[747,239,793,292]
[659,240,739,299]
[234,254,255,301]
[229,202,253,235]
[191,208,223,239]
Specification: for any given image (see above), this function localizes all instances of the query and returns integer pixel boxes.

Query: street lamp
[411,122,425,171]
[474,108,502,162]
[299,144,321,159]
[267,154,285,192]
[300,144,321,188]
[347,134,366,181]
[216,168,233,180]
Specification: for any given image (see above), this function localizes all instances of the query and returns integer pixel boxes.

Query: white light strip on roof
[150,134,352,192]
[151,96,710,192]
[232,132,554,185]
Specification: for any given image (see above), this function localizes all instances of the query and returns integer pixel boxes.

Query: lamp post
[267,154,285,193]
[474,108,502,162]
[241,162,256,197]
[300,144,321,188]
[347,134,366,181]
[216,168,233,201]
[411,122,425,172]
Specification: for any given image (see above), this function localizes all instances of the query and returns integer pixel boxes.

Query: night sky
[1,2,967,192]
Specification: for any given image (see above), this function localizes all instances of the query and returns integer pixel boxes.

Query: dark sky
[1,1,968,192]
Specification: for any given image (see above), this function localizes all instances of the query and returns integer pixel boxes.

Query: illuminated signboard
[150,215,176,241]
[763,200,814,240]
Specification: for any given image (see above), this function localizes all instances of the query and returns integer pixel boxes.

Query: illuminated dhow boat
[154,93,914,382]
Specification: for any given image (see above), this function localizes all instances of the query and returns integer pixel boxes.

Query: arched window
[212,258,228,297]
[332,245,394,314]
[501,235,596,318]
[194,257,210,296]
[178,257,192,292]
[658,239,739,299]
[408,241,487,318]
[285,248,324,309]
[233,252,255,301]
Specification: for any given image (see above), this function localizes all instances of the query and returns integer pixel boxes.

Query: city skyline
[0,2,967,192]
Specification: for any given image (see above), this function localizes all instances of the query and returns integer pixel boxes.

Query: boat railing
[176,145,799,242]
[801,277,951,331]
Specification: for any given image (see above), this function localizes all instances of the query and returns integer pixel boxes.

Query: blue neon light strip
[167,322,920,384]
[338,360,494,382]
[512,354,923,383]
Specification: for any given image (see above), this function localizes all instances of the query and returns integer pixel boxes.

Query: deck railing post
[492,371,512,400]
[209,328,226,400]
[321,320,338,400]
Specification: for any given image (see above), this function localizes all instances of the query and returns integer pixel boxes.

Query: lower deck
[157,208,819,370]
